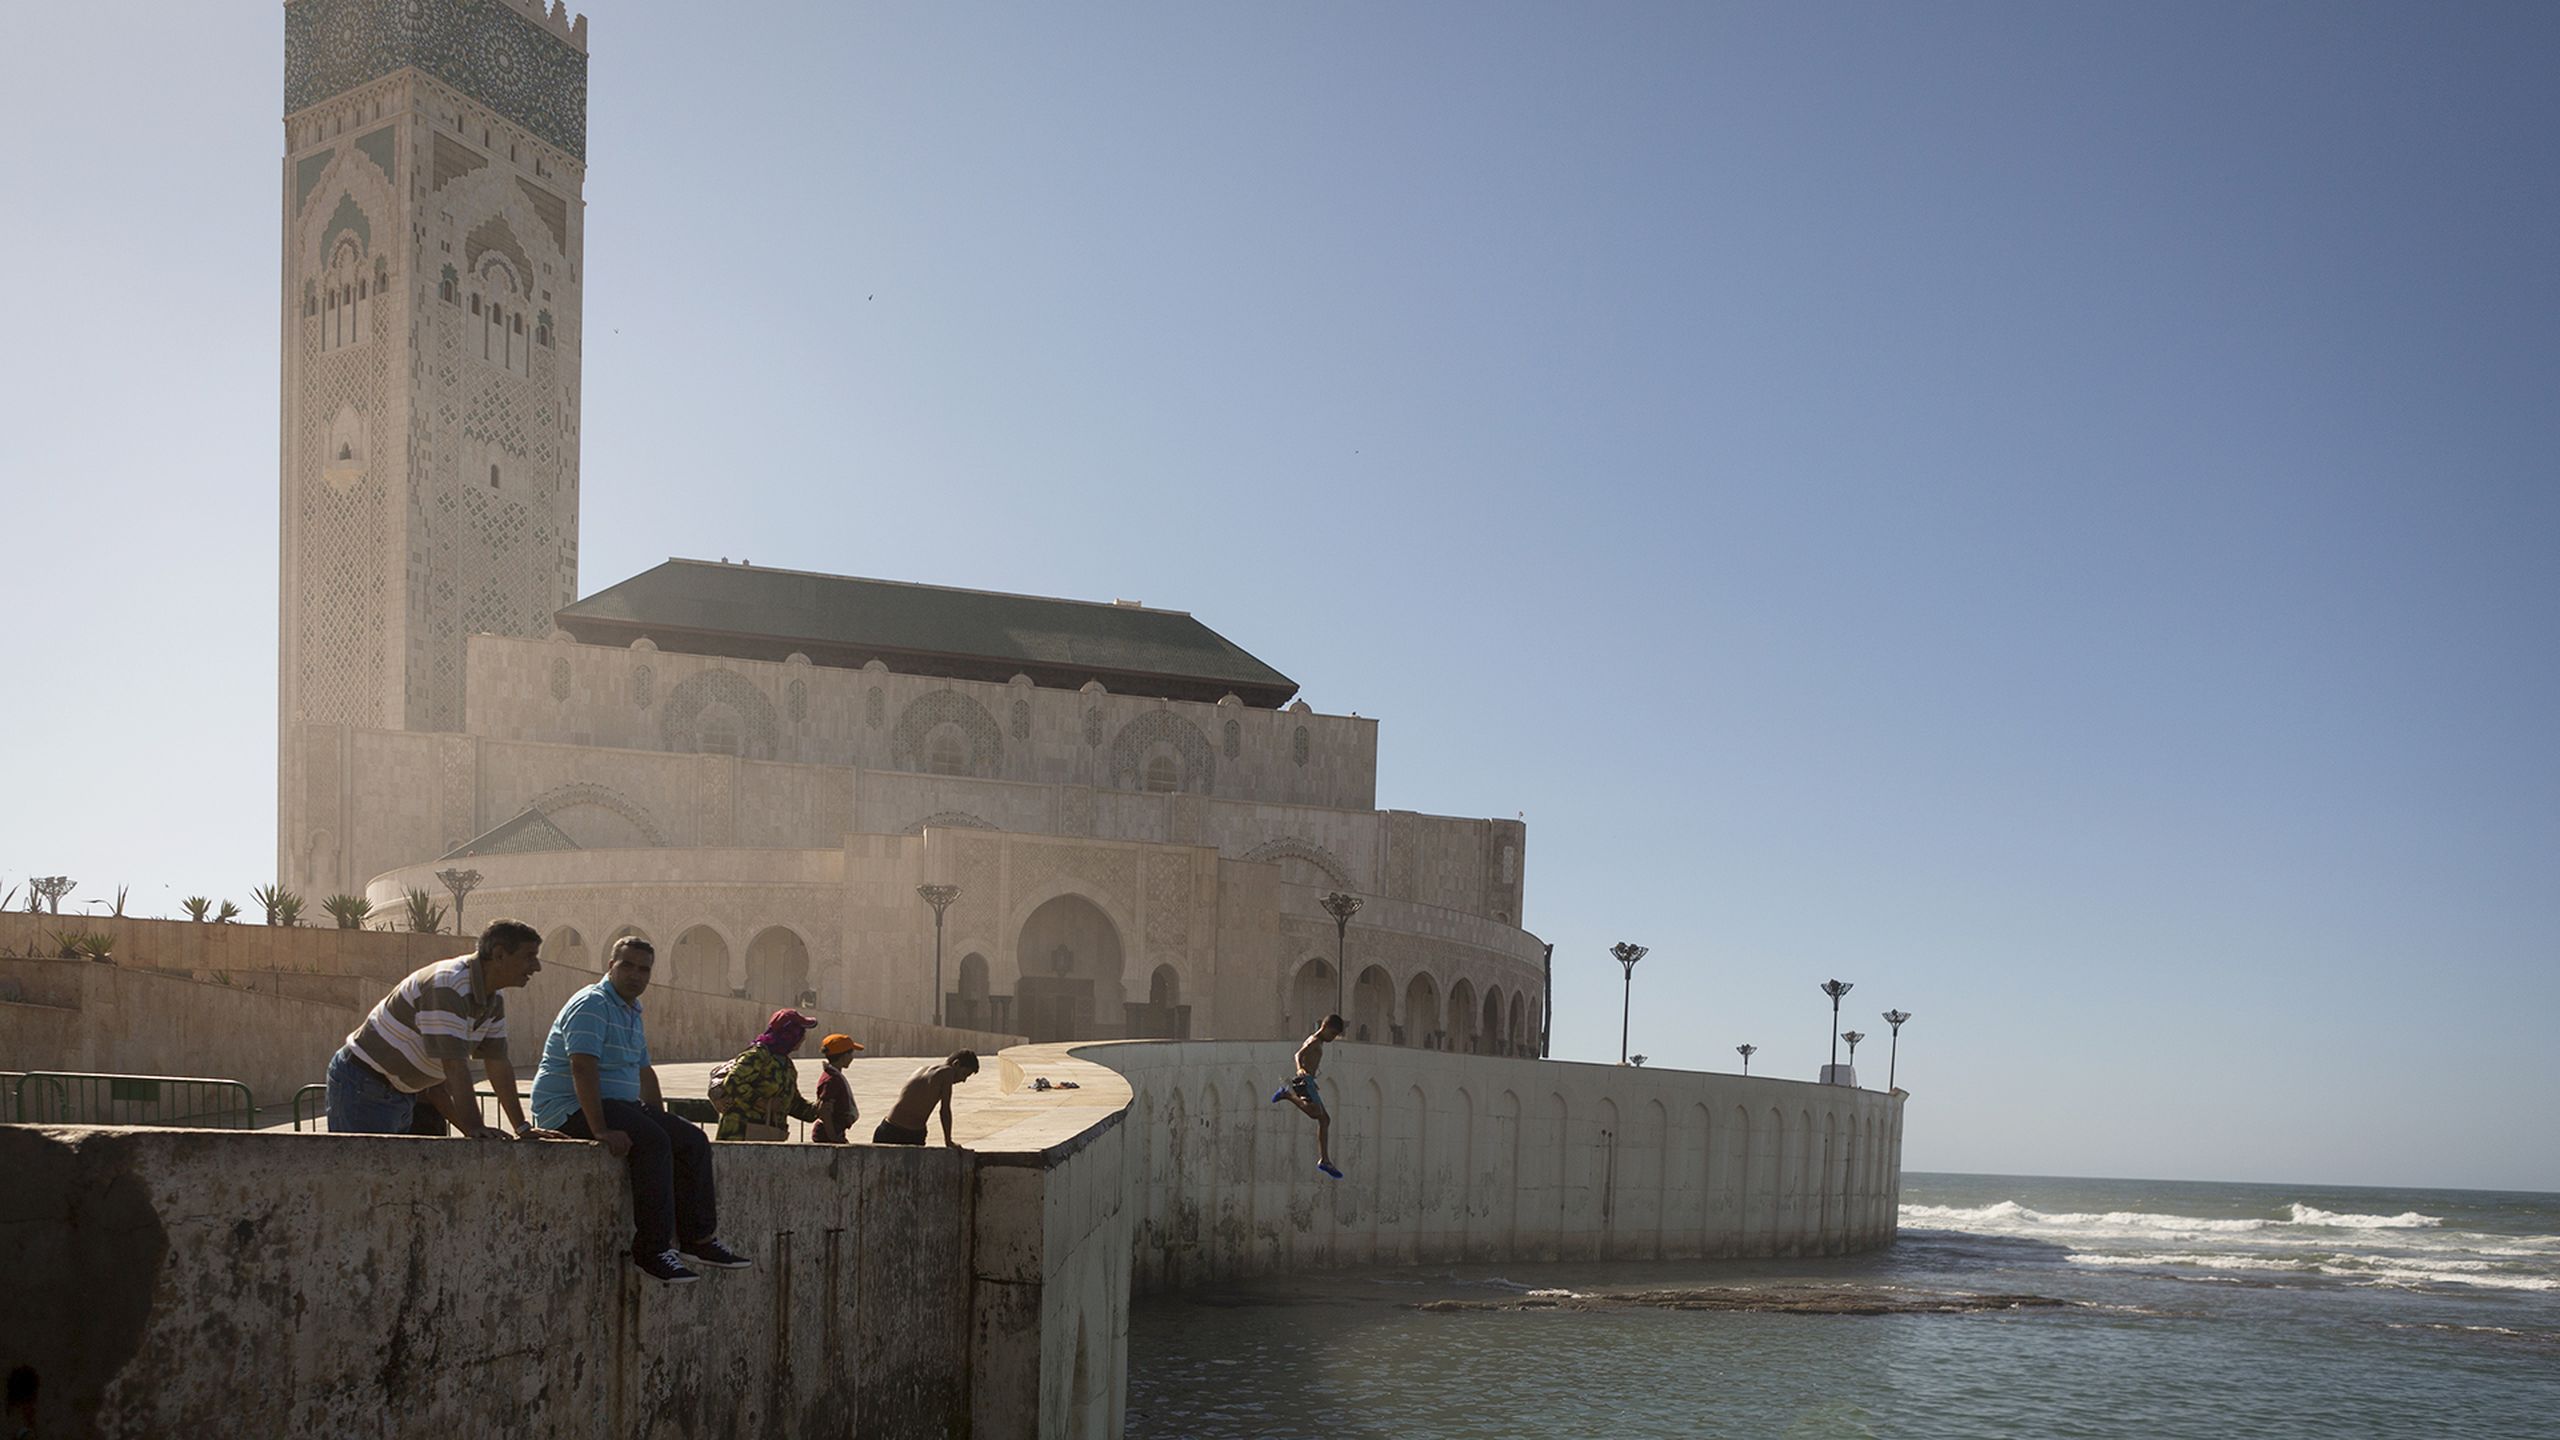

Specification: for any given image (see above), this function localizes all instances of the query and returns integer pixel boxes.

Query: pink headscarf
[756,1008,816,1053]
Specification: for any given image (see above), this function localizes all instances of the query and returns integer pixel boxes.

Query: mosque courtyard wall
[0,912,1015,1113]
[361,828,1547,1050]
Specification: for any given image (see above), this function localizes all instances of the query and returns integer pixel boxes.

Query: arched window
[927,728,968,777]
[1143,755,1179,793]
[699,710,741,757]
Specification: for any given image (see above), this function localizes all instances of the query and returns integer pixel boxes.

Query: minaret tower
[278,0,588,892]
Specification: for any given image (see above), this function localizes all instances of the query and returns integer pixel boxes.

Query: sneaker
[1317,1161,1344,1180]
[635,1249,700,1285]
[681,1238,753,1270]
[1271,1087,1291,1104]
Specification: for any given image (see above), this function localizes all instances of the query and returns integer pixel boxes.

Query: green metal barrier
[14,1071,256,1129]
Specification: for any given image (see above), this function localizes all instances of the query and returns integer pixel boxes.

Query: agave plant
[250,883,304,927]
[50,930,115,961]
[214,900,241,924]
[181,896,213,922]
[109,884,130,918]
[401,888,447,935]
[321,894,375,930]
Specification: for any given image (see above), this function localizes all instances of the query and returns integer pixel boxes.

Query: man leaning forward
[327,918,543,1139]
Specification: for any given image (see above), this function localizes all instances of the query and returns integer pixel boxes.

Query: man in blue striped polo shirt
[531,935,750,1285]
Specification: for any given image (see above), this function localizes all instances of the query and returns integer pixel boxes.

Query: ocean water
[1125,1172,2560,1438]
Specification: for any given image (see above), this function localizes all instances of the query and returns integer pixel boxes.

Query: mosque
[275,0,1547,1051]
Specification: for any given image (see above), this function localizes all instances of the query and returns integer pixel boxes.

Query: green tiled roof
[556,559,1298,707]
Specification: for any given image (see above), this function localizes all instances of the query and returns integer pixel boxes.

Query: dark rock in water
[1410,1285,2073,1317]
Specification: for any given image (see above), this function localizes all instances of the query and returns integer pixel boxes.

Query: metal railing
[14,1071,256,1129]
[293,1081,516,1132]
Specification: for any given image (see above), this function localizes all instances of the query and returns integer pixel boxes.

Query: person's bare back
[875,1051,979,1146]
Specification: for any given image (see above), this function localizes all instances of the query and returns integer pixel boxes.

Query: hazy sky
[3,2,2553,1191]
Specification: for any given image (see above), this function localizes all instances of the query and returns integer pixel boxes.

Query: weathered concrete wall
[0,1126,978,1439]
[0,957,385,1114]
[1082,1041,1904,1294]
[0,910,440,981]
[2,1042,1899,1439]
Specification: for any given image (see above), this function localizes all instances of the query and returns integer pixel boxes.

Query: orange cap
[821,1033,862,1056]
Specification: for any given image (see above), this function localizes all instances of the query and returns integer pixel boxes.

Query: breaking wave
[1902,1200,2445,1238]
[1906,1196,2557,1295]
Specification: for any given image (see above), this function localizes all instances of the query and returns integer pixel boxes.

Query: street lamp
[1736,1043,1757,1075]
[435,868,482,936]
[1883,1010,1912,1090]
[917,883,960,1026]
[1320,891,1362,1022]
[1842,1030,1865,1077]
[1611,942,1648,1065]
[1821,979,1853,1074]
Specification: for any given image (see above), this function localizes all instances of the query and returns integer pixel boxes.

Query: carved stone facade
[280,0,586,884]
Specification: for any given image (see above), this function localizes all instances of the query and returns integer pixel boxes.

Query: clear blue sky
[3,2,2553,1191]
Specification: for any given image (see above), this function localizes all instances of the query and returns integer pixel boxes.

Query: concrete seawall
[1082,1041,1904,1293]
[0,1042,1901,1438]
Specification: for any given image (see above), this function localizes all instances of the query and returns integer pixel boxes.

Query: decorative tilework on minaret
[279,0,588,893]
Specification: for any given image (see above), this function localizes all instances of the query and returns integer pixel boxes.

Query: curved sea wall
[1076,1041,1904,1294]
[0,1042,1900,1439]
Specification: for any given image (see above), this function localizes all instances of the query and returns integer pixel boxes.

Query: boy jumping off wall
[1272,1013,1347,1178]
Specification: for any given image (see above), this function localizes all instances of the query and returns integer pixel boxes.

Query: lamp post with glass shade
[917,884,960,1026]
[1736,1043,1757,1076]
[1611,942,1648,1065]
[1882,1010,1912,1090]
[436,867,482,936]
[1841,1030,1865,1082]
[1320,891,1362,1022]
[1820,979,1853,1081]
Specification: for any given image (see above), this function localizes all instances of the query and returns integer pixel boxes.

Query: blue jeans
[326,1046,417,1134]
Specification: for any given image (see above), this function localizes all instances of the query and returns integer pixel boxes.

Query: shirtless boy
[873,1050,978,1147]
[1271,1014,1346,1178]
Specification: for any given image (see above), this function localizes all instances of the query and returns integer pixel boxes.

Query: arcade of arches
[1288,957,1538,1055]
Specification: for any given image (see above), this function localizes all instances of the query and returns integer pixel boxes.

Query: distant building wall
[466,634,1381,811]
[362,835,1545,1049]
[0,914,1016,1112]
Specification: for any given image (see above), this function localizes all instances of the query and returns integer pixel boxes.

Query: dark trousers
[559,1099,718,1258]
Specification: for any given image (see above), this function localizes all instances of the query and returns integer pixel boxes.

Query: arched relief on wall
[746,925,813,1006]
[1236,837,1352,889]
[659,669,780,759]
[302,828,338,895]
[891,689,1003,777]
[668,923,734,996]
[526,782,667,847]
[1108,709,1215,792]
[901,810,1001,836]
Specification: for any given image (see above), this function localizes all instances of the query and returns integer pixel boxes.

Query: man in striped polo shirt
[327,918,545,1138]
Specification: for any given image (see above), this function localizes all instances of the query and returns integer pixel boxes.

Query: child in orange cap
[812,1033,863,1144]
